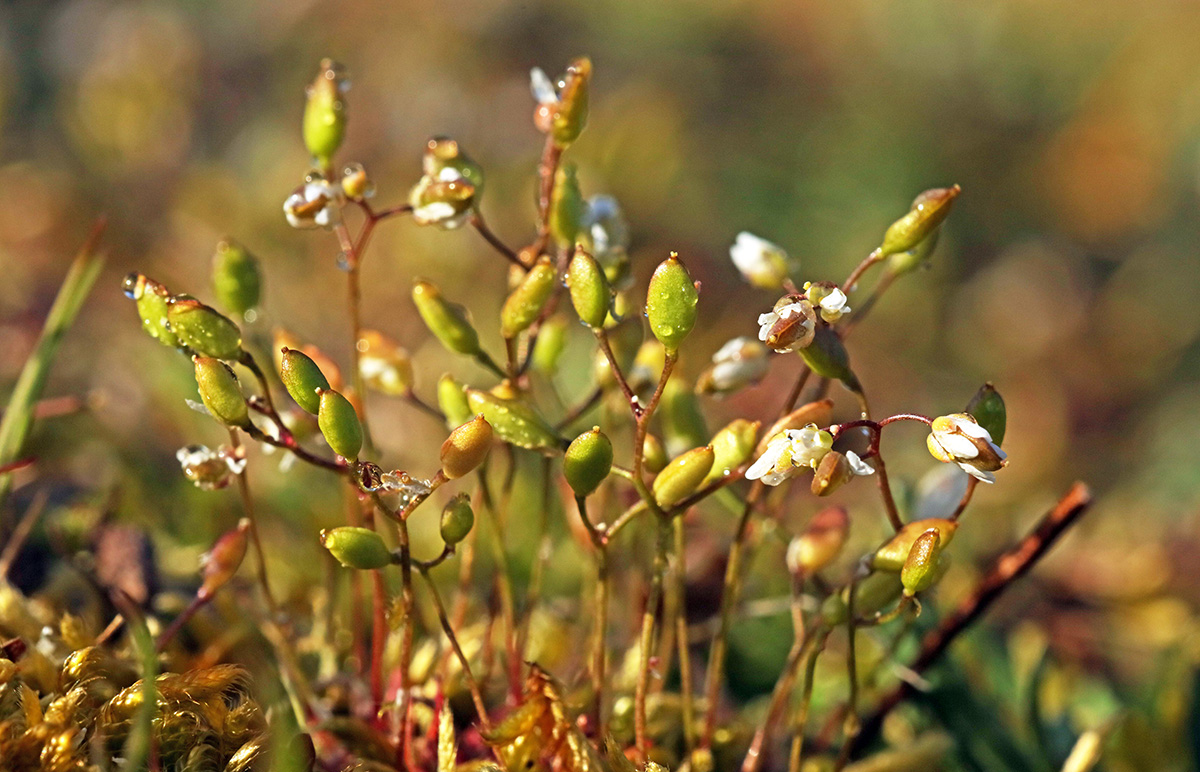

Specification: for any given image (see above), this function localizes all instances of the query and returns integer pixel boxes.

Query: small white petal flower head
[177,444,246,490]
[731,232,792,290]
[408,167,476,229]
[926,413,1008,483]
[698,336,770,395]
[284,175,342,229]
[758,297,816,353]
[804,282,851,324]
[745,424,834,486]
[530,67,560,105]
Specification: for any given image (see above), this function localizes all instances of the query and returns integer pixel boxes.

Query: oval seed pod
[466,388,559,451]
[167,298,243,360]
[125,273,181,347]
[437,374,474,428]
[211,239,261,318]
[645,253,699,353]
[704,419,760,485]
[317,389,363,460]
[756,399,834,459]
[652,445,715,508]
[199,519,250,600]
[500,258,557,339]
[279,348,330,415]
[549,163,584,249]
[563,427,613,497]
[303,59,348,168]
[194,357,250,428]
[566,246,611,328]
[901,528,943,597]
[530,316,568,376]
[642,434,669,474]
[440,495,475,546]
[440,415,494,479]
[321,527,391,570]
[797,325,857,387]
[785,506,849,576]
[811,451,853,497]
[879,185,961,257]
[552,57,591,147]
[821,571,905,627]
[873,518,957,572]
[965,382,1007,446]
[412,280,484,357]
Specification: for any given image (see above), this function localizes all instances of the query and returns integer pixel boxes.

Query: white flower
[845,451,874,477]
[804,282,851,323]
[757,300,815,353]
[284,177,342,229]
[176,445,246,490]
[745,424,834,486]
[731,232,791,289]
[926,413,1008,483]
[699,336,770,395]
[530,67,560,105]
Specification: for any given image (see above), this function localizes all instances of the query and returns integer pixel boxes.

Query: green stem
[635,515,672,762]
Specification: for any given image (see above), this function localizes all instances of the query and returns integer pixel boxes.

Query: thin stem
[951,476,979,521]
[229,430,277,611]
[470,211,524,268]
[394,517,417,766]
[787,629,831,772]
[575,495,609,734]
[594,329,642,416]
[533,136,564,255]
[517,458,555,663]
[635,516,672,762]
[243,423,347,473]
[742,629,821,772]
[841,248,884,293]
[417,567,492,729]
[476,467,520,699]
[605,500,648,542]
[832,577,862,772]
[155,595,206,652]
[370,570,387,713]
[673,517,697,753]
[404,389,445,422]
[555,386,604,431]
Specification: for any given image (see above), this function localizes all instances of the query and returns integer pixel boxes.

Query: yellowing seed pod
[279,347,330,415]
[879,185,960,257]
[797,325,857,388]
[652,445,715,508]
[466,388,559,451]
[303,59,348,168]
[358,330,413,396]
[440,415,493,479]
[901,528,943,596]
[566,246,611,328]
[965,382,1007,446]
[563,428,613,498]
[317,389,363,460]
[551,57,591,147]
[873,518,957,572]
[704,419,760,485]
[321,527,391,570]
[642,434,669,474]
[124,273,181,347]
[549,163,584,249]
[645,254,699,354]
[437,374,473,428]
[167,298,243,360]
[412,280,484,358]
[811,451,854,497]
[211,239,261,318]
[199,519,250,600]
[786,507,849,576]
[500,258,558,339]
[194,357,250,428]
[440,494,475,546]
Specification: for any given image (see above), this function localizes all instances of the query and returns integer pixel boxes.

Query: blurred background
[3,0,1200,768]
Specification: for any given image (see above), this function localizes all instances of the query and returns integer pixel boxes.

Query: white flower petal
[530,67,558,104]
[937,433,981,460]
[845,451,875,476]
[958,462,995,483]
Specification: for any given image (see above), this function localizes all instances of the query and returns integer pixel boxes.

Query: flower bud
[440,495,475,546]
[437,374,473,428]
[303,59,348,168]
[646,254,699,353]
[199,519,250,600]
[358,330,413,397]
[177,445,245,490]
[423,137,485,192]
[798,325,858,390]
[409,172,476,229]
[704,419,760,485]
[194,357,250,428]
[566,246,611,328]
[440,415,493,479]
[466,388,559,451]
[321,527,392,570]
[809,450,874,496]
[317,389,363,460]
[730,232,792,290]
[124,273,180,347]
[340,161,375,200]
[530,317,568,376]
[660,378,709,457]
[551,57,591,147]
[926,413,1007,483]
[785,507,849,576]
[284,173,342,229]
[211,239,261,318]
[901,528,943,597]
[642,434,669,474]
[696,337,770,396]
[964,383,1006,446]
[501,258,558,339]
[563,427,613,498]
[279,348,330,415]
[873,518,957,572]
[412,280,484,357]
[167,298,242,360]
[755,399,834,459]
[549,163,584,249]
[652,445,715,508]
[879,185,960,257]
[757,296,816,353]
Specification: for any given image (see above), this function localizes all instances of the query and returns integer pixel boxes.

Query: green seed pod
[785,507,849,576]
[552,57,591,147]
[661,378,709,457]
[440,494,475,546]
[704,418,760,485]
[440,415,494,479]
[887,228,940,276]
[194,356,250,428]
[321,527,391,570]
[798,325,859,390]
[901,528,943,597]
[423,137,485,194]
[879,185,960,257]
[873,518,957,572]
[563,427,613,497]
[642,434,669,474]
[317,389,363,460]
[549,163,585,249]
[167,298,243,360]
[530,316,568,376]
[466,388,559,451]
[199,519,250,600]
[566,246,611,328]
[303,59,348,168]
[501,258,558,339]
[279,347,330,415]
[821,571,905,627]
[437,374,474,428]
[412,280,484,357]
[124,273,181,347]
[645,254,699,353]
[652,445,715,508]
[965,382,1006,446]
[211,239,261,318]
